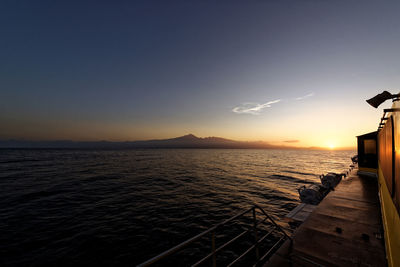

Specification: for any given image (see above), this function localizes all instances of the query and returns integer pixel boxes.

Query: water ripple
[0,148,354,266]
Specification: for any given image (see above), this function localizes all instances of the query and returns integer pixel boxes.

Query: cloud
[232,99,281,115]
[295,92,314,100]
[232,92,312,115]
[284,140,299,143]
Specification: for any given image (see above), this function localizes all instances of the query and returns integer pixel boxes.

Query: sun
[324,140,337,150]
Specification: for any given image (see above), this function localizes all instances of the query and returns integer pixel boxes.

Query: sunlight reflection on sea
[0,149,355,266]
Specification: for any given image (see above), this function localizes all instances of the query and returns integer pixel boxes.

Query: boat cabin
[357,131,378,176]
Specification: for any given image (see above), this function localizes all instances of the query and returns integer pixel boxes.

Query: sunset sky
[1,1,400,148]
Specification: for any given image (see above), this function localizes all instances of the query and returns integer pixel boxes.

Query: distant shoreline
[0,147,356,152]
[0,134,355,151]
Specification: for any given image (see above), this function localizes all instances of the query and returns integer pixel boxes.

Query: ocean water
[0,149,355,266]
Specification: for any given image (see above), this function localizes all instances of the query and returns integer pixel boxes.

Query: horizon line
[0,133,357,151]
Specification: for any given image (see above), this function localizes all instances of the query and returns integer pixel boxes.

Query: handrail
[379,108,400,131]
[137,207,254,267]
[137,204,290,267]
[192,228,248,266]
[254,204,291,240]
[383,108,400,113]
[226,226,277,267]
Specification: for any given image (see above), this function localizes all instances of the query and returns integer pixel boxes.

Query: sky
[1,1,400,148]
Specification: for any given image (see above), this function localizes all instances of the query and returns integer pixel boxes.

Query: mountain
[125,134,277,149]
[0,134,282,149]
[1,134,354,150]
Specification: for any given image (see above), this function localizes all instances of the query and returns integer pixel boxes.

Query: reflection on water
[0,149,354,266]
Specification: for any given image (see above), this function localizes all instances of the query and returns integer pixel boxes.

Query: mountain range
[0,134,351,150]
[0,134,287,149]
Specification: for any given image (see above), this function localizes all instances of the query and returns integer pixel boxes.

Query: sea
[0,149,355,266]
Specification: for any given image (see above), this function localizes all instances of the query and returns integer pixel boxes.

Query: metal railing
[378,108,400,130]
[137,204,291,267]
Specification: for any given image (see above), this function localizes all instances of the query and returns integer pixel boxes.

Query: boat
[137,91,400,267]
[365,91,400,267]
[276,91,400,266]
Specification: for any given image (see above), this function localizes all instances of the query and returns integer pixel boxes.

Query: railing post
[253,207,259,261]
[211,231,217,267]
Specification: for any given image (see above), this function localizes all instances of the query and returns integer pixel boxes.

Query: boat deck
[266,169,387,266]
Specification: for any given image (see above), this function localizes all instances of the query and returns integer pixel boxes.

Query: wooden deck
[285,203,317,223]
[266,169,387,266]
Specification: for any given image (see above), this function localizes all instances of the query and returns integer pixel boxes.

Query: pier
[266,169,387,266]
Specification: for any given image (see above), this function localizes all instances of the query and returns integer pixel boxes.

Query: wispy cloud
[232,92,312,115]
[232,99,281,115]
[284,140,299,143]
[295,92,314,100]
